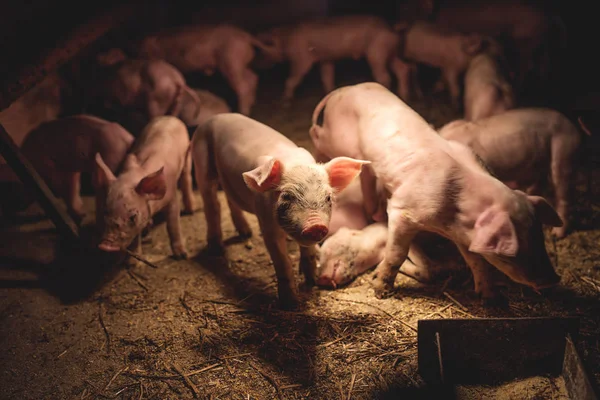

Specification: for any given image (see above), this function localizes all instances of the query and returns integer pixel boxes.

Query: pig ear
[527,195,563,227]
[462,34,483,54]
[469,208,519,256]
[135,167,167,200]
[93,153,116,188]
[323,157,371,193]
[242,158,283,193]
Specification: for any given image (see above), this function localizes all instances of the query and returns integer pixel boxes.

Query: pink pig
[178,88,231,129]
[463,38,515,121]
[310,82,563,303]
[256,15,417,101]
[191,113,369,309]
[394,20,484,107]
[6,115,134,222]
[438,108,589,238]
[138,24,271,116]
[94,116,194,261]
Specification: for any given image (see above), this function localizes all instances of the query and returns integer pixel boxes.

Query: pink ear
[242,158,283,193]
[93,153,116,189]
[527,195,563,227]
[135,167,167,200]
[469,208,519,256]
[324,157,371,193]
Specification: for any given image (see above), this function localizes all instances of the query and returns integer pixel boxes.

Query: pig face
[94,154,167,252]
[316,229,360,288]
[243,156,370,246]
[468,191,563,291]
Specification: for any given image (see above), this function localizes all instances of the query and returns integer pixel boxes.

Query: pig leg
[193,138,225,255]
[366,53,392,90]
[283,57,315,102]
[550,143,574,238]
[443,69,462,109]
[456,244,502,305]
[256,201,299,309]
[64,171,85,223]
[179,151,195,215]
[390,57,412,101]
[372,209,418,298]
[223,65,257,116]
[165,200,187,259]
[299,245,318,287]
[360,165,381,221]
[226,197,252,238]
[400,244,434,282]
[319,62,335,93]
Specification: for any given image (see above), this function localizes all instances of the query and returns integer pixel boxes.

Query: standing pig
[138,24,270,116]
[394,21,483,107]
[256,15,417,102]
[178,88,231,129]
[310,82,563,303]
[438,108,588,239]
[463,38,515,121]
[191,113,369,309]
[94,116,194,261]
[2,115,134,222]
[89,54,201,134]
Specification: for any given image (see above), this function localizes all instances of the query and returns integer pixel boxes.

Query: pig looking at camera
[463,38,515,121]
[394,21,484,107]
[438,108,589,239]
[138,25,271,116]
[191,113,369,309]
[310,82,563,303]
[95,116,194,262]
[256,15,418,102]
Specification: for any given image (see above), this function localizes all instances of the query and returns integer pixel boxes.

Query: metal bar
[0,123,79,243]
[0,2,136,111]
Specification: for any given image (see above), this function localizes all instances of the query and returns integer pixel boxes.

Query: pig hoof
[172,251,188,260]
[372,279,395,299]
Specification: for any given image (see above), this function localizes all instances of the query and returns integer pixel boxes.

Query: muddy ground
[1,63,599,400]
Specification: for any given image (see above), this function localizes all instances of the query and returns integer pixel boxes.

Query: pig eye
[325,194,332,203]
[280,192,293,202]
[128,214,137,225]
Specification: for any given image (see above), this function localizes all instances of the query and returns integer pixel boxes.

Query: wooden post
[0,124,79,242]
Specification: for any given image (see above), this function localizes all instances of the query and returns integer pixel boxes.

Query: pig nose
[301,224,329,242]
[316,275,337,289]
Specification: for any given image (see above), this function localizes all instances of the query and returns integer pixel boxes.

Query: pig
[0,115,134,221]
[309,82,563,303]
[94,116,194,261]
[463,38,515,121]
[417,0,567,89]
[256,15,418,102]
[178,89,231,129]
[394,20,484,107]
[438,108,589,239]
[137,24,271,116]
[191,113,369,309]
[89,54,201,134]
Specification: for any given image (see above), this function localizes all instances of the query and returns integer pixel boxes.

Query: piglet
[438,108,588,238]
[191,113,369,309]
[463,38,515,120]
[7,115,134,221]
[310,82,563,304]
[94,116,194,261]
[394,21,483,107]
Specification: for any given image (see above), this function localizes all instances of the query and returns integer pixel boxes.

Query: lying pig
[178,89,231,129]
[463,38,515,121]
[95,116,194,261]
[256,15,417,101]
[138,24,271,116]
[90,54,201,134]
[310,82,563,303]
[438,108,589,238]
[394,21,483,107]
[191,113,369,309]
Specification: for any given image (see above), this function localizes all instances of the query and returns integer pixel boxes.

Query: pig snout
[98,241,121,252]
[316,259,346,289]
[301,216,329,242]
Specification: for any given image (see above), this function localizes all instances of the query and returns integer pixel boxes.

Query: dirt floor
[1,64,599,400]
